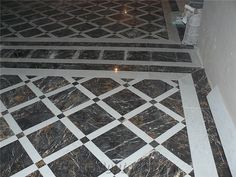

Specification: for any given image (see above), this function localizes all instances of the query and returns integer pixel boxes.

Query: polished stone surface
[133,79,173,98]
[124,151,186,177]
[0,117,14,141]
[49,146,107,177]
[93,124,146,163]
[26,171,43,177]
[0,75,22,90]
[130,106,178,139]
[27,121,77,158]
[104,89,146,115]
[11,101,54,130]
[81,78,120,96]
[160,91,185,117]
[49,87,89,112]
[0,141,33,177]
[68,104,115,135]
[0,85,36,108]
[33,76,70,93]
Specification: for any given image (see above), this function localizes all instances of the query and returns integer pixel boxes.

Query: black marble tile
[72,23,95,31]
[7,49,31,58]
[105,23,128,32]
[124,151,186,177]
[28,121,77,157]
[0,85,36,109]
[81,78,120,96]
[78,50,100,59]
[151,52,191,62]
[127,51,151,61]
[191,69,232,177]
[91,17,113,26]
[0,141,33,177]
[68,104,115,135]
[51,29,75,37]
[102,50,125,60]
[61,18,82,26]
[85,28,110,38]
[0,75,22,90]
[0,117,14,141]
[104,89,146,115]
[49,87,89,112]
[93,124,146,163]
[163,128,192,165]
[11,101,54,130]
[0,49,15,58]
[33,76,69,93]
[133,79,173,98]
[130,106,178,138]
[120,29,145,38]
[20,29,43,37]
[41,23,63,31]
[160,91,184,117]
[26,170,43,177]
[31,49,51,58]
[49,145,107,176]
[51,50,76,59]
[139,23,161,32]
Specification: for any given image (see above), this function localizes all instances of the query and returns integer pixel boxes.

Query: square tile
[130,106,178,139]
[0,141,33,177]
[0,85,37,109]
[127,51,151,61]
[27,121,77,157]
[93,97,100,102]
[93,124,146,163]
[104,89,146,115]
[11,101,54,130]
[72,81,79,86]
[78,50,100,59]
[162,128,192,165]
[16,132,25,139]
[150,100,157,104]
[48,146,107,176]
[149,140,159,148]
[0,117,14,141]
[118,117,125,123]
[39,95,46,100]
[68,104,115,135]
[160,91,184,117]
[35,160,46,168]
[110,165,121,174]
[80,137,89,144]
[0,75,22,90]
[133,79,173,98]
[57,113,65,119]
[102,50,125,60]
[49,87,89,112]
[33,76,69,93]
[1,110,9,115]
[124,151,186,176]
[81,78,120,96]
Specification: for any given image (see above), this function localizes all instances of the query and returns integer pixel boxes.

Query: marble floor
[0,0,233,177]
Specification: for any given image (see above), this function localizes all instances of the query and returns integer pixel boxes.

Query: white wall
[198,0,236,125]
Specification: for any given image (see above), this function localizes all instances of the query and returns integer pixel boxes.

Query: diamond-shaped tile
[124,151,186,176]
[35,160,46,168]
[91,17,113,26]
[20,28,43,37]
[72,23,95,32]
[12,23,33,31]
[32,18,53,25]
[49,87,89,112]
[133,80,173,98]
[81,78,120,96]
[61,18,82,26]
[93,124,146,163]
[52,28,75,37]
[48,146,107,176]
[130,106,178,139]
[160,91,184,117]
[69,9,89,16]
[85,28,110,38]
[105,23,128,32]
[0,141,33,177]
[41,23,63,31]
[80,13,100,21]
[97,9,116,16]
[163,128,192,165]
[33,76,70,93]
[104,89,146,115]
[123,18,145,26]
[109,14,130,21]
[51,13,72,21]
[0,85,36,109]
[139,23,161,32]
[28,121,77,157]
[68,104,115,135]
[139,14,158,21]
[11,101,54,130]
[0,75,22,90]
[110,165,121,174]
[0,117,14,141]
[120,28,145,38]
